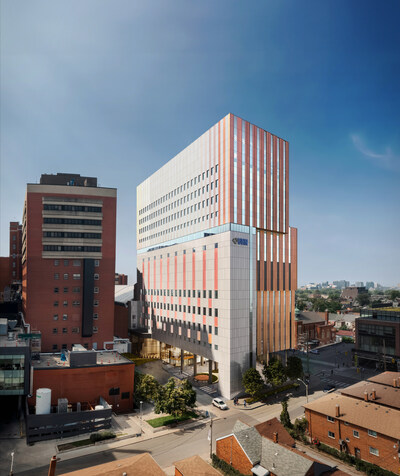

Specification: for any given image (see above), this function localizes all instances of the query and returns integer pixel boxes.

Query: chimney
[48,456,57,476]
[371,389,376,400]
[335,405,340,417]
[364,391,368,402]
[325,311,329,323]
[273,432,278,443]
[393,379,398,388]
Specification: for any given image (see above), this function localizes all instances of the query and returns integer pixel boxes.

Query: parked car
[310,349,320,354]
[212,398,228,410]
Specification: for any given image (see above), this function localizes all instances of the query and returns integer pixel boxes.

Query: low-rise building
[296,311,336,349]
[341,287,367,301]
[355,309,400,370]
[216,419,346,476]
[28,348,135,413]
[304,387,400,474]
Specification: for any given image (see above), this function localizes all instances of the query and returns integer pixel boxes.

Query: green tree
[280,399,292,429]
[263,356,287,387]
[286,356,303,379]
[312,297,327,312]
[154,378,197,417]
[242,368,264,398]
[357,293,370,307]
[137,373,160,402]
[387,290,400,301]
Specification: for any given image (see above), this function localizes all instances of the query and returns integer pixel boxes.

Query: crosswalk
[320,377,347,389]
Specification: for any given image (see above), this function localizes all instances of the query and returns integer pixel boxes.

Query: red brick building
[115,273,128,285]
[9,221,23,283]
[22,173,117,352]
[297,311,336,349]
[216,419,345,476]
[28,350,134,413]
[304,385,400,474]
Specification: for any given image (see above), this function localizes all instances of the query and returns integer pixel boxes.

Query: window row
[147,302,218,317]
[139,196,219,234]
[139,181,219,225]
[52,326,97,334]
[43,204,102,212]
[54,259,100,267]
[44,218,102,226]
[54,273,100,280]
[44,231,102,239]
[54,287,98,293]
[143,288,218,299]
[139,212,219,243]
[53,301,81,307]
[139,166,219,217]
[44,245,101,252]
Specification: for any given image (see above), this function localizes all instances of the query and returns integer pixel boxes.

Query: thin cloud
[351,134,399,172]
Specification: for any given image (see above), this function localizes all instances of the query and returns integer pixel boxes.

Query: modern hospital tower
[136,114,297,398]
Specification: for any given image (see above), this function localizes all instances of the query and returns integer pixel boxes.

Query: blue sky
[1,0,399,286]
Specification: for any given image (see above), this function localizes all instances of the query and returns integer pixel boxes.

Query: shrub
[211,454,248,476]
[89,431,116,443]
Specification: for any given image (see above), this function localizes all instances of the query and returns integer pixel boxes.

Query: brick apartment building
[304,372,400,474]
[9,221,23,284]
[22,173,117,352]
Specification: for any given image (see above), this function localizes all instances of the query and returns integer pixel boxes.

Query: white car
[212,398,228,410]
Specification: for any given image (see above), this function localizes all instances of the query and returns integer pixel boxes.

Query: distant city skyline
[1,0,399,286]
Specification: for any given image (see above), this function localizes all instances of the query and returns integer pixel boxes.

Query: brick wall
[305,409,399,473]
[29,362,134,412]
[216,435,253,475]
[114,302,129,338]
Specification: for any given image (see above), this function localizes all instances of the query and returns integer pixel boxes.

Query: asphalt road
[14,394,310,476]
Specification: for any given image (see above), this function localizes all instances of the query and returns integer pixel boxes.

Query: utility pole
[209,417,213,459]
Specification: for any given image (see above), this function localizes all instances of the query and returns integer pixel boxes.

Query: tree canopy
[263,356,287,387]
[242,367,264,397]
[154,377,196,417]
[286,356,303,379]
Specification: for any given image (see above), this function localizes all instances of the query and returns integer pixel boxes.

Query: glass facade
[0,354,25,395]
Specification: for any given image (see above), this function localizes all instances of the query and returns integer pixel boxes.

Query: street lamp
[10,451,14,476]
[297,378,309,403]
[140,401,143,436]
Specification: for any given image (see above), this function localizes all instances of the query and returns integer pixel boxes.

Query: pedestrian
[244,400,247,408]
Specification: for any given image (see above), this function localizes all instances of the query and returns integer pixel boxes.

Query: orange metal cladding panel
[286,291,291,349]
[253,126,257,227]
[266,133,271,230]
[291,227,298,289]
[256,293,261,354]
[269,292,274,353]
[237,117,242,225]
[174,255,177,291]
[280,291,285,350]
[147,261,150,289]
[153,259,156,290]
[273,136,278,232]
[264,291,269,355]
[279,139,284,233]
[245,121,250,226]
[279,234,284,291]
[260,131,265,229]
[275,291,280,351]
[285,233,289,291]
[285,141,289,233]
[208,333,212,344]
[273,233,277,292]
[266,233,271,291]
[292,291,297,348]
[214,246,218,291]
[260,231,265,291]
